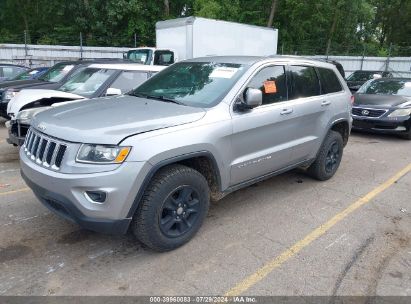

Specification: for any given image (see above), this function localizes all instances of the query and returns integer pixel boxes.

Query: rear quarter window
[317,67,343,94]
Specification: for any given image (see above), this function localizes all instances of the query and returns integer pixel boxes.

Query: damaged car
[6,63,164,145]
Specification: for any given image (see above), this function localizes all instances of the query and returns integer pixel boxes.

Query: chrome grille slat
[42,141,51,164]
[50,143,60,170]
[26,132,35,154]
[23,128,68,171]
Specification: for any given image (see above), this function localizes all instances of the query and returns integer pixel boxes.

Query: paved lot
[0,118,410,296]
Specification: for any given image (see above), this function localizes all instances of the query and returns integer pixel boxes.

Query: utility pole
[134,33,137,48]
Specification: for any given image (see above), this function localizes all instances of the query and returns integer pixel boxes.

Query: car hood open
[7,89,84,118]
[31,95,206,144]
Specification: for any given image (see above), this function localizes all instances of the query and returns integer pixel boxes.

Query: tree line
[1,0,410,56]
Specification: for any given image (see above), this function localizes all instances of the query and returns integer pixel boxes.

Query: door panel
[230,103,299,185]
[229,65,294,186]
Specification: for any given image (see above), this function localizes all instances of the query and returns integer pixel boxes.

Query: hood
[7,89,84,118]
[347,80,365,90]
[354,93,411,108]
[0,79,42,90]
[31,95,207,144]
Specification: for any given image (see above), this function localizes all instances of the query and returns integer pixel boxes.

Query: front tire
[307,130,344,181]
[131,164,210,252]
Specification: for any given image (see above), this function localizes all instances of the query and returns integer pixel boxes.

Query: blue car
[12,67,49,80]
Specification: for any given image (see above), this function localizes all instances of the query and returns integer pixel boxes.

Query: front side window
[247,66,287,105]
[39,63,75,82]
[127,49,152,65]
[131,62,247,107]
[317,67,343,94]
[154,51,174,66]
[110,71,149,93]
[358,79,411,97]
[289,66,320,99]
[58,68,116,97]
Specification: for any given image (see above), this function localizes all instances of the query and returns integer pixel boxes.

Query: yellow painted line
[225,163,411,296]
[0,187,29,196]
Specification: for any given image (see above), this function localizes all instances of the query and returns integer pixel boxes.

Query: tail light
[350,95,355,105]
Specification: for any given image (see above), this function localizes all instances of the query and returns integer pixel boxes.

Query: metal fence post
[24,30,28,58]
[134,33,137,48]
[360,44,365,71]
[385,43,392,72]
[79,32,83,59]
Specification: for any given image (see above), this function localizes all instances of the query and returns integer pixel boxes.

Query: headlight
[388,108,411,117]
[76,144,131,164]
[16,107,51,124]
[4,89,19,102]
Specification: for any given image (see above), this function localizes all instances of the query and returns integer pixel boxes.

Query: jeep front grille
[23,128,67,170]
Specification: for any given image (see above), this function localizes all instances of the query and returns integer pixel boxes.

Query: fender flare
[126,151,222,218]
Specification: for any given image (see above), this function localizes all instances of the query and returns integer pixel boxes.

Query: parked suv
[20,56,352,251]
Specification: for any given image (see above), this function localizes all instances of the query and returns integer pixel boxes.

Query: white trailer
[126,17,278,65]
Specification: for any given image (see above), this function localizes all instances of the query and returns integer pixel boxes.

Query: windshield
[130,62,246,107]
[58,68,116,97]
[358,79,411,97]
[13,68,43,80]
[39,63,75,82]
[347,71,381,82]
[127,49,152,65]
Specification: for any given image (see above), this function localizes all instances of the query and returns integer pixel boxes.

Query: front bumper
[352,115,410,134]
[6,120,27,146]
[20,148,152,235]
[0,101,9,118]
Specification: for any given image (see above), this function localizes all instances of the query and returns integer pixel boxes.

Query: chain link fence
[1,31,410,77]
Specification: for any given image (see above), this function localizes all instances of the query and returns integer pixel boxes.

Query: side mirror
[244,88,262,109]
[106,87,122,96]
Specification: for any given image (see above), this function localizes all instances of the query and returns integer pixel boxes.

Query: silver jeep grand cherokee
[20,56,352,251]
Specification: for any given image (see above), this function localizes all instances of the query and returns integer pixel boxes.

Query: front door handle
[280,108,293,115]
[321,100,331,107]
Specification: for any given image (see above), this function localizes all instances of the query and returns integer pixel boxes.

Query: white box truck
[126,17,278,65]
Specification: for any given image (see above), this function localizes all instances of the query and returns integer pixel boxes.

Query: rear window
[317,68,343,94]
[289,66,320,99]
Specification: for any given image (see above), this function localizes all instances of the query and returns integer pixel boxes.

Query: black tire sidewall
[318,132,344,179]
[309,131,344,181]
[133,166,210,251]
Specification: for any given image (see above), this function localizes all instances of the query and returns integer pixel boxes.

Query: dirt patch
[0,244,33,263]
[57,230,95,245]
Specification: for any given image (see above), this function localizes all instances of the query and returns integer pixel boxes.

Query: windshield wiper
[132,92,186,106]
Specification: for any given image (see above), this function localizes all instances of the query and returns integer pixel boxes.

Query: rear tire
[131,164,210,252]
[307,130,344,181]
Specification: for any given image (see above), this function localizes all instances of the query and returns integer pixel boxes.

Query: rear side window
[289,66,320,99]
[110,71,148,93]
[247,66,287,105]
[317,67,343,94]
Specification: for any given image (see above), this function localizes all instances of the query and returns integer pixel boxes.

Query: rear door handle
[280,108,293,115]
[321,100,331,107]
